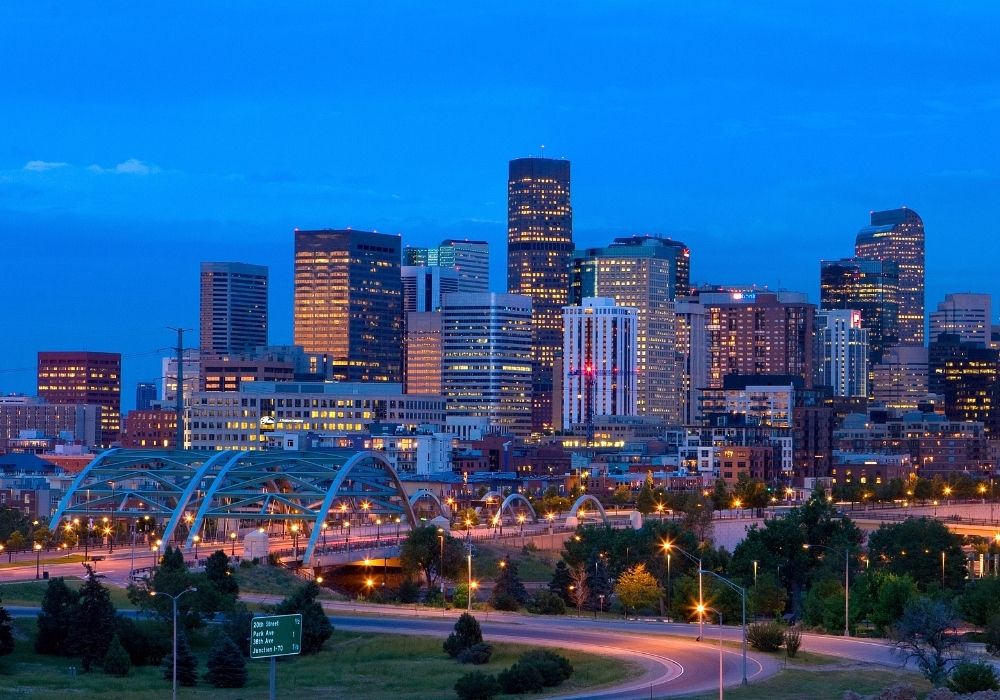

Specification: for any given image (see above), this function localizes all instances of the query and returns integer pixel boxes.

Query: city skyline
[3,3,1000,403]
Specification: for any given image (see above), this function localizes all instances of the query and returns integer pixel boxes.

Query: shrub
[747,622,785,652]
[115,616,169,666]
[454,670,501,700]
[204,633,247,688]
[783,626,802,658]
[498,662,545,694]
[457,642,493,665]
[499,649,574,693]
[986,614,1000,656]
[444,613,484,658]
[397,579,421,604]
[102,635,131,677]
[527,590,566,615]
[947,661,999,694]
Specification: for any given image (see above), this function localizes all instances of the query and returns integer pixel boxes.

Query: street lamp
[696,604,725,700]
[663,540,704,640]
[34,543,42,579]
[151,586,198,700]
[804,543,850,637]
[546,512,555,548]
[700,568,748,686]
[752,560,758,587]
[467,548,474,612]
[321,521,328,547]
[375,518,382,544]
[291,524,300,561]
[192,535,200,562]
[344,520,351,552]
[437,528,445,593]
[229,531,237,556]
[517,513,526,546]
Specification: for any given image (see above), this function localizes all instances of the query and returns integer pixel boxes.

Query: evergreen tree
[67,565,116,671]
[36,576,79,655]
[586,556,612,611]
[636,473,656,514]
[129,545,204,630]
[0,595,14,658]
[204,632,247,688]
[221,602,253,657]
[444,612,484,657]
[204,550,239,599]
[162,630,198,687]
[490,557,528,611]
[102,634,131,677]
[273,580,332,655]
[548,560,573,603]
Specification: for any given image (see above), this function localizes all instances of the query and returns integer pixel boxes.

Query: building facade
[37,351,121,447]
[293,229,402,382]
[855,207,925,346]
[199,262,268,358]
[405,240,490,292]
[820,257,899,363]
[929,334,1000,437]
[401,265,459,313]
[929,293,992,346]
[815,309,869,398]
[871,345,929,412]
[561,298,639,430]
[0,396,99,451]
[135,382,157,411]
[507,157,573,432]
[403,312,443,395]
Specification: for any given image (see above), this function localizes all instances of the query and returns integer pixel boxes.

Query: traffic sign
[250,614,302,659]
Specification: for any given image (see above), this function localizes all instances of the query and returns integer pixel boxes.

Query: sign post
[250,613,302,700]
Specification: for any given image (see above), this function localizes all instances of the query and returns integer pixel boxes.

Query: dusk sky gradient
[3,2,999,407]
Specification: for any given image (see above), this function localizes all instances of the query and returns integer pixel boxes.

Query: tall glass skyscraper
[507,157,573,433]
[293,229,402,382]
[199,262,268,358]
[855,208,925,346]
[820,257,899,364]
[404,240,489,292]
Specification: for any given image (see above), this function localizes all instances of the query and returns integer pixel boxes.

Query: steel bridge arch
[408,489,451,520]
[497,493,538,523]
[567,494,608,524]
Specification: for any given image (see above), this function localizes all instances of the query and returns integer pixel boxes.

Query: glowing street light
[696,604,725,700]
[151,586,198,700]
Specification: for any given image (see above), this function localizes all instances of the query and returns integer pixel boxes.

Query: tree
[636,473,656,515]
[890,597,963,686]
[67,565,117,671]
[204,632,247,688]
[102,634,131,677]
[0,595,14,659]
[568,564,590,612]
[273,580,332,655]
[869,573,919,634]
[6,530,26,554]
[204,550,239,599]
[36,576,79,655]
[587,555,612,611]
[958,576,1000,627]
[0,506,29,543]
[444,612,484,658]
[161,630,198,687]
[748,572,788,620]
[548,560,573,603]
[867,518,966,591]
[948,661,999,693]
[611,486,631,512]
[491,558,529,611]
[454,509,479,529]
[454,670,500,700]
[732,475,769,510]
[221,603,253,657]
[400,525,464,591]
[615,563,660,616]
[129,546,204,630]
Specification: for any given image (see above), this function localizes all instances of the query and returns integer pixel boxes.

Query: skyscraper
[135,382,157,411]
[442,292,533,437]
[405,240,490,292]
[507,157,572,432]
[820,257,899,363]
[199,262,269,358]
[401,266,459,313]
[562,298,638,430]
[855,208,925,346]
[929,293,992,346]
[37,351,121,447]
[815,309,869,398]
[871,345,929,412]
[403,312,443,395]
[929,334,1000,436]
[570,235,688,424]
[293,229,402,382]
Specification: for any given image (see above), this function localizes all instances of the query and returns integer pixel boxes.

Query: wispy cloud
[87,158,160,175]
[23,160,68,172]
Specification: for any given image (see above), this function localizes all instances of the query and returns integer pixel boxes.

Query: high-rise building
[569,235,686,424]
[820,257,899,363]
[871,345,929,412]
[855,208,925,346]
[199,262,269,358]
[0,396,99,451]
[442,292,533,438]
[293,229,403,382]
[929,334,1000,436]
[562,298,639,430]
[929,293,992,347]
[695,289,815,390]
[135,382,157,411]
[507,157,572,432]
[405,240,490,292]
[403,312,443,395]
[37,351,121,447]
[815,310,869,398]
[401,266,459,313]
[676,299,708,424]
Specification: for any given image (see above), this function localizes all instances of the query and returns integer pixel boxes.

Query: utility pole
[167,327,190,451]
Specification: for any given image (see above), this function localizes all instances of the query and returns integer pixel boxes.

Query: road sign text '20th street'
[250,614,302,659]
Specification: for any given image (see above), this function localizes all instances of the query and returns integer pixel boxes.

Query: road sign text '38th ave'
[250,614,302,659]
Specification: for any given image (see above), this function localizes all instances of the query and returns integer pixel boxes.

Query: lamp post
[344,521,351,552]
[804,543,850,637]
[663,541,703,640]
[291,524,300,561]
[437,528,445,593]
[151,586,198,700]
[700,568,748,686]
[230,531,237,557]
[546,512,555,548]
[467,548,473,612]
[192,535,200,562]
[696,604,725,700]
[942,550,947,587]
[321,521,328,547]
[665,551,672,618]
[375,518,382,544]
[752,560,758,587]
[517,513,526,546]
[34,543,42,579]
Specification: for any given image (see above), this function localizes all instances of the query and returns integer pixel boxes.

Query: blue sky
[2,2,999,406]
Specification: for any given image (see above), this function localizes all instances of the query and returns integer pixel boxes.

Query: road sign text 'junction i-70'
[250,614,302,659]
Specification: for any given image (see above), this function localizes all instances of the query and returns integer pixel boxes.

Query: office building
[121,409,176,449]
[442,292,533,438]
[929,293,992,346]
[855,207,925,345]
[162,350,201,405]
[199,262,268,358]
[293,229,402,382]
[820,257,899,363]
[815,309,869,398]
[403,312,443,395]
[929,334,1000,436]
[570,235,689,424]
[401,266,459,313]
[871,345,929,412]
[405,240,489,292]
[562,298,638,430]
[0,396,99,451]
[507,157,573,432]
[676,298,709,425]
[37,351,121,447]
[135,382,157,411]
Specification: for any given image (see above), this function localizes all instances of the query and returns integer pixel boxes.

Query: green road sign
[250,614,303,659]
